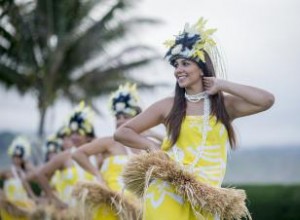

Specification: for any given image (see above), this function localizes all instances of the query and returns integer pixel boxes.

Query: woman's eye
[182,61,190,66]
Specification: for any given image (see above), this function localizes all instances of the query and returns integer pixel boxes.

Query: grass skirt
[122,151,252,220]
[72,181,141,220]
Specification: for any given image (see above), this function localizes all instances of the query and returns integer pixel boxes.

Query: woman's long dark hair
[165,52,236,149]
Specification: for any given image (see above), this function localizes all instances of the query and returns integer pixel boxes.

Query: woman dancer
[114,18,274,220]
[72,83,163,220]
[34,102,96,211]
[0,136,36,220]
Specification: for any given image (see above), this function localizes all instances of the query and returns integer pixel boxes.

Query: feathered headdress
[68,101,95,137]
[44,135,62,155]
[56,125,71,139]
[7,136,31,159]
[164,17,217,64]
[108,83,140,116]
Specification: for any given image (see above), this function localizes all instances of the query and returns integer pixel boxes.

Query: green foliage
[0,0,159,136]
[29,181,42,196]
[236,185,300,220]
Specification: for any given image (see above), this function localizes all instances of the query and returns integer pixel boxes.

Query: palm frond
[0,0,160,136]
[0,63,31,92]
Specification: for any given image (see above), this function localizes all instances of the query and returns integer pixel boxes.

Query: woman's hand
[203,77,223,95]
[203,77,275,119]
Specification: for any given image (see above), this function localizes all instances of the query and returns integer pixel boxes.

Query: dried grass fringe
[122,151,252,220]
[29,205,80,220]
[72,181,141,220]
[0,196,80,220]
[0,198,31,217]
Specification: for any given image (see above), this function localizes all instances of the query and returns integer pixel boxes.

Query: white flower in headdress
[43,135,62,155]
[171,44,183,55]
[57,138,63,145]
[48,144,56,152]
[115,102,126,111]
[70,121,79,131]
[181,48,191,57]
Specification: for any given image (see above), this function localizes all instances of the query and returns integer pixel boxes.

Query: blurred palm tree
[0,0,159,137]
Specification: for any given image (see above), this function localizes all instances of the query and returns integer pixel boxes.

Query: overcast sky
[0,0,300,148]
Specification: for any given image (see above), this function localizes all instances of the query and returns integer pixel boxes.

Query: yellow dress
[143,116,228,220]
[101,155,129,192]
[92,155,130,220]
[54,164,95,207]
[0,177,35,220]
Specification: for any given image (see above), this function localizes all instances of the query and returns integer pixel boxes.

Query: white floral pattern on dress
[146,179,184,208]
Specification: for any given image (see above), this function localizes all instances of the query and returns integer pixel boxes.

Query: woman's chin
[177,81,188,88]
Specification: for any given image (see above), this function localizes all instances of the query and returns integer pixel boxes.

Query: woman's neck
[185,88,205,95]
[185,83,204,95]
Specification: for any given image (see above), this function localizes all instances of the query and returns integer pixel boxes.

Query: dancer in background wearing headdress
[55,125,74,152]
[72,83,163,220]
[114,18,274,220]
[44,135,63,163]
[43,134,65,196]
[32,102,97,218]
[0,136,37,220]
[26,127,75,219]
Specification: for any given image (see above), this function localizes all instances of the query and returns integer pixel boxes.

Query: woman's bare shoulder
[148,96,174,119]
[157,96,174,104]
[151,96,174,110]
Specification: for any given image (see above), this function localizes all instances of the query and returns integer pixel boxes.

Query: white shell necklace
[184,91,207,103]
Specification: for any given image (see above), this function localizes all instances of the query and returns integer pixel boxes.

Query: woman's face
[115,113,133,128]
[46,152,57,162]
[12,156,23,167]
[173,58,203,89]
[70,132,88,147]
[62,136,74,150]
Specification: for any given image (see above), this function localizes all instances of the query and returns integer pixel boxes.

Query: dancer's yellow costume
[101,155,129,192]
[92,155,130,220]
[143,116,228,220]
[73,86,141,220]
[0,136,35,220]
[0,176,35,220]
[93,84,141,220]
[53,163,95,207]
[122,18,250,220]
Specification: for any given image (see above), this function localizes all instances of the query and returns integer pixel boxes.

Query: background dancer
[72,83,163,220]
[0,136,36,220]
[34,102,96,210]
[44,135,63,163]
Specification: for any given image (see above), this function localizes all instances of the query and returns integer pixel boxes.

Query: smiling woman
[114,17,274,220]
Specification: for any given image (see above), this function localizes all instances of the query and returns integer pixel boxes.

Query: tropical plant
[0,0,159,137]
